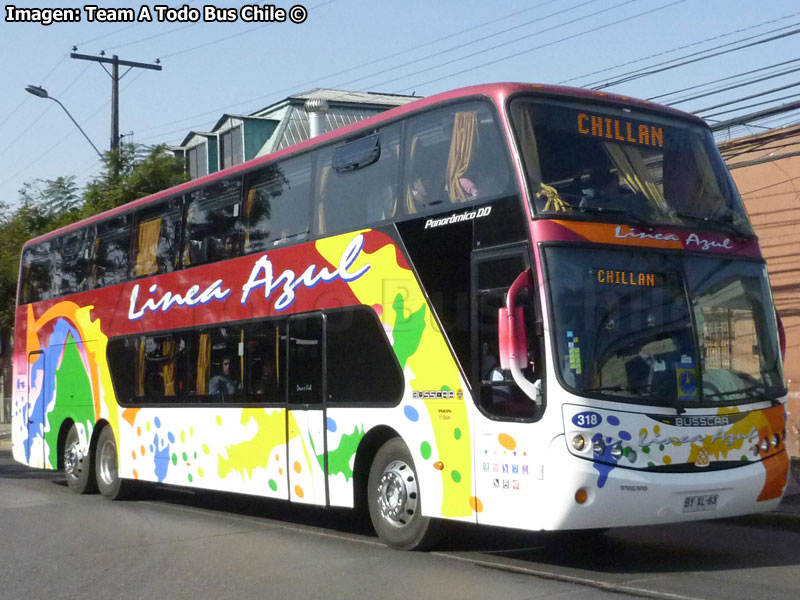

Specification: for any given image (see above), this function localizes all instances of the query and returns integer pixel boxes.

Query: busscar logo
[424,206,492,229]
[413,390,456,399]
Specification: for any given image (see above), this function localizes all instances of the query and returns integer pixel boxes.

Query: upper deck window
[511,99,753,235]
[401,101,514,217]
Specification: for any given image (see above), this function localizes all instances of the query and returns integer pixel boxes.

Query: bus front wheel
[64,423,97,494]
[367,438,440,550]
[96,426,133,500]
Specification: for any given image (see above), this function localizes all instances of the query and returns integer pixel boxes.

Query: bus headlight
[571,434,587,452]
[627,449,637,464]
[610,443,623,460]
[592,439,605,456]
[771,434,780,449]
[760,438,770,453]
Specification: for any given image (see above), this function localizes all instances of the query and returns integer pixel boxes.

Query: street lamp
[24,84,103,158]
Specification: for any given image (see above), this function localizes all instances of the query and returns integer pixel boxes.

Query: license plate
[682,493,718,513]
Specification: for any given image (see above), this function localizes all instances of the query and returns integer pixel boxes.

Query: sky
[1,0,799,206]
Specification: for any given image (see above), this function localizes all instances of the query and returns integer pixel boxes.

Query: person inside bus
[209,356,241,399]
[581,168,621,205]
[254,360,279,402]
[409,160,477,212]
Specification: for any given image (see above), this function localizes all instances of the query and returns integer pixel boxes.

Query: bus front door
[286,313,329,506]
[471,246,540,530]
[26,350,49,468]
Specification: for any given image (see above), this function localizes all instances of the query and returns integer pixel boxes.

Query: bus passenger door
[471,247,541,530]
[26,350,49,468]
[286,313,328,506]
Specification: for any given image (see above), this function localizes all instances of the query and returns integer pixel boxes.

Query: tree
[83,143,188,215]
[0,143,188,333]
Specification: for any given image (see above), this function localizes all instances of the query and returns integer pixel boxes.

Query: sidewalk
[0,420,798,521]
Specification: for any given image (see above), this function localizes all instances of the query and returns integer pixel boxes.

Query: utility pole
[70,52,162,153]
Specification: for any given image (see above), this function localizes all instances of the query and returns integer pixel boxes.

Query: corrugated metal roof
[287,88,419,107]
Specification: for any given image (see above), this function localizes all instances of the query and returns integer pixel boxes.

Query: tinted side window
[288,315,323,405]
[20,243,54,304]
[133,197,182,277]
[243,155,313,253]
[326,308,403,405]
[316,124,401,235]
[187,325,243,402]
[94,215,131,288]
[246,320,286,403]
[107,337,138,403]
[183,179,242,268]
[55,227,93,295]
[402,101,512,217]
[139,332,189,402]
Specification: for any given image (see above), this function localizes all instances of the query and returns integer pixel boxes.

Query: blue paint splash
[404,405,419,422]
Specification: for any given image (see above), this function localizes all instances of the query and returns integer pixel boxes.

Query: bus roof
[24,82,705,248]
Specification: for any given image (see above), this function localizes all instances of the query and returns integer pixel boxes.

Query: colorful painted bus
[12,83,789,549]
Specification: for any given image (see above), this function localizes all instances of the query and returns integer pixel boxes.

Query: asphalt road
[1,447,799,600]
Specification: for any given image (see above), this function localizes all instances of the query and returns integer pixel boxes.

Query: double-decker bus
[12,83,789,549]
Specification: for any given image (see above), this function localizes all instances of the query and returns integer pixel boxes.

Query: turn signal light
[433,461,444,471]
[575,488,588,504]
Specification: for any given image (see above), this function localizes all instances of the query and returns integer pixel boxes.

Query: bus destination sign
[577,113,664,148]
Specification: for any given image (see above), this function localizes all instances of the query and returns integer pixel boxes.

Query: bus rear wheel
[96,426,133,500]
[367,438,440,550]
[64,423,97,494]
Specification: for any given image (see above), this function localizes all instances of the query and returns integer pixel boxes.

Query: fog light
[610,443,623,460]
[760,438,770,453]
[593,439,605,456]
[772,434,780,449]
[575,488,588,504]
[571,434,586,452]
[751,444,760,457]
[627,449,638,464]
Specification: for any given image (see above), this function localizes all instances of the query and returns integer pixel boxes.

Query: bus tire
[367,437,440,550]
[95,426,133,500]
[64,423,97,494]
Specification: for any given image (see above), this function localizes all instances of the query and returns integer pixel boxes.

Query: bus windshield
[545,246,785,407]
[511,98,753,236]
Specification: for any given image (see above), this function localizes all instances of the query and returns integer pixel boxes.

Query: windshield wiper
[583,383,655,396]
[577,205,651,225]
[704,385,765,402]
[672,212,752,238]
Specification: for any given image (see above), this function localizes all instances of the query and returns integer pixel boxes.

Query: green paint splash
[320,425,365,481]
[47,335,95,469]
[391,294,426,369]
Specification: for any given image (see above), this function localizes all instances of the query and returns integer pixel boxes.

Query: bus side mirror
[498,306,527,370]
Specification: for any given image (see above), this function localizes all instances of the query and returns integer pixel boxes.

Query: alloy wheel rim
[376,459,418,528]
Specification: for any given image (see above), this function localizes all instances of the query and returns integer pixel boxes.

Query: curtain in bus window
[603,143,667,212]
[196,333,211,395]
[135,218,161,276]
[136,339,146,398]
[512,104,567,213]
[162,339,176,396]
[446,111,477,204]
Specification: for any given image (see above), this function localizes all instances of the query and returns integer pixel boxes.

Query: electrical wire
[560,11,800,87]
[592,25,800,90]
[390,0,688,94]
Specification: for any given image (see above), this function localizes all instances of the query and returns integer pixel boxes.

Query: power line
[561,11,800,87]
[667,63,800,106]
[392,0,688,94]
[592,25,800,90]
[363,0,642,92]
[653,57,800,103]
[332,0,606,89]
